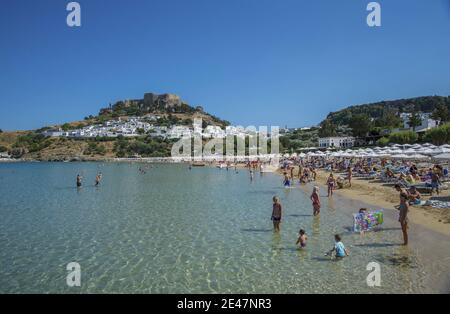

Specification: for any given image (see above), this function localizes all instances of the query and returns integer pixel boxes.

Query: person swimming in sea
[296,229,308,249]
[271,196,282,232]
[310,186,321,216]
[76,174,82,188]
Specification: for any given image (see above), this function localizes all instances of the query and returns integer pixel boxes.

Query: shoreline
[3,158,449,236]
[279,168,450,237]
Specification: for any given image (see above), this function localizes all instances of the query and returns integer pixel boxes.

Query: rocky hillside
[96,92,229,128]
[0,92,230,161]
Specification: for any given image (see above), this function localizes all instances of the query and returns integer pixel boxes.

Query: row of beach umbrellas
[287,144,450,160]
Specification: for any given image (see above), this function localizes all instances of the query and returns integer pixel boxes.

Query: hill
[318,95,450,137]
[0,92,230,161]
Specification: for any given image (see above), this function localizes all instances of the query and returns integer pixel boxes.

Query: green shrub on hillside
[424,123,450,145]
[388,130,418,144]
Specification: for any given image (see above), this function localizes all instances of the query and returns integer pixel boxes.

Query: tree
[376,137,389,146]
[388,130,418,144]
[61,123,72,131]
[407,111,421,131]
[375,109,402,129]
[318,120,337,137]
[431,103,450,125]
[424,122,450,145]
[0,129,3,133]
[349,114,372,137]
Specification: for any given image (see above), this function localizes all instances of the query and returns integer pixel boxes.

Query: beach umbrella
[390,149,403,155]
[404,154,429,160]
[432,147,450,155]
[432,153,450,160]
[413,154,430,160]
[392,154,409,159]
[417,148,435,155]
[404,148,417,155]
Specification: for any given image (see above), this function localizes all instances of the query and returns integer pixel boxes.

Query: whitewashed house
[400,112,438,133]
[318,137,355,148]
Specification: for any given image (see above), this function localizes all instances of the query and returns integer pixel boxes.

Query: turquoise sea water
[0,162,449,293]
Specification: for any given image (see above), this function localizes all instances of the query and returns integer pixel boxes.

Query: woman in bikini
[310,186,321,216]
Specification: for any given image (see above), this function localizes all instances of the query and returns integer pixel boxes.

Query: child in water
[310,186,321,216]
[296,229,308,249]
[271,196,282,232]
[326,234,349,259]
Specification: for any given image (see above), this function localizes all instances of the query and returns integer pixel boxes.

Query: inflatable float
[353,210,384,232]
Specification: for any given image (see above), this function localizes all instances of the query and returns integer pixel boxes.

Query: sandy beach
[311,169,450,237]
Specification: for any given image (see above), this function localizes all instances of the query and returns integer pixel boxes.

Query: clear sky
[1,0,450,131]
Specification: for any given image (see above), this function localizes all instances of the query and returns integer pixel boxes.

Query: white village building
[399,112,438,133]
[318,137,355,148]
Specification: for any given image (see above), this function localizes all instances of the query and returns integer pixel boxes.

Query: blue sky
[1,0,450,131]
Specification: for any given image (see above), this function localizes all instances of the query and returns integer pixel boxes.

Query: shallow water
[0,162,448,293]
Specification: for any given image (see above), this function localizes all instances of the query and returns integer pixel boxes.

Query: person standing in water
[310,186,321,216]
[271,196,282,232]
[298,165,303,183]
[327,173,336,197]
[283,172,291,187]
[76,174,82,188]
[95,172,102,187]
